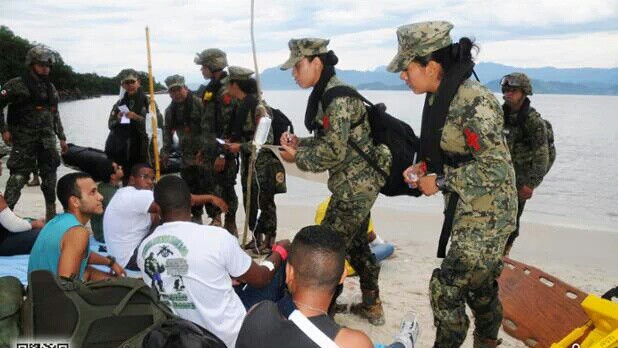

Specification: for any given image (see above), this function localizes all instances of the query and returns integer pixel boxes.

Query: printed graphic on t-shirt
[141,235,196,310]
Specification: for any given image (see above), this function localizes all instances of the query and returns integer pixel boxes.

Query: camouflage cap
[25,46,56,66]
[118,68,140,83]
[194,48,228,71]
[228,66,254,81]
[164,74,185,90]
[386,21,454,73]
[501,72,533,95]
[280,38,330,70]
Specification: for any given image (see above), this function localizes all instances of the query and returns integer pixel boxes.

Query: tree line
[0,26,164,100]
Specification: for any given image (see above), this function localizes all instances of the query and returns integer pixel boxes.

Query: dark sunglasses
[122,80,137,85]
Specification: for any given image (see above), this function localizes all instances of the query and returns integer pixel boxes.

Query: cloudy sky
[2,0,617,83]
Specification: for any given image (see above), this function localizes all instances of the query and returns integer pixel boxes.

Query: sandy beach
[4,169,617,347]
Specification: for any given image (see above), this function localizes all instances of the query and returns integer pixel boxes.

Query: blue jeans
[234,262,287,310]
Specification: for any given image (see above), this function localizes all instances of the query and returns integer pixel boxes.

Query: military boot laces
[350,289,385,326]
[27,176,41,186]
[473,333,503,348]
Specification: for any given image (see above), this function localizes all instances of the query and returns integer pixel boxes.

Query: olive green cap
[280,38,330,70]
[164,74,185,90]
[387,21,454,73]
[118,68,140,83]
[228,66,254,81]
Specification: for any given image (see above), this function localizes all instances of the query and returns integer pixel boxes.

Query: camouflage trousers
[506,199,527,248]
[322,179,381,292]
[4,140,60,209]
[180,164,216,219]
[240,151,277,237]
[208,157,239,222]
[430,230,508,348]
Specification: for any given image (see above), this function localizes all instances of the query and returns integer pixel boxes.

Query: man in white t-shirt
[104,164,228,270]
[137,175,289,348]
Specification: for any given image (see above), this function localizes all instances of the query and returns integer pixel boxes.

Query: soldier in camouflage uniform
[194,48,239,233]
[106,68,163,178]
[279,38,392,326]
[161,74,214,223]
[0,46,69,220]
[501,73,549,255]
[392,22,517,347]
[223,66,287,251]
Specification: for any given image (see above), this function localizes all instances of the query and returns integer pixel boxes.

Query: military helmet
[501,72,533,95]
[194,48,228,71]
[25,46,56,66]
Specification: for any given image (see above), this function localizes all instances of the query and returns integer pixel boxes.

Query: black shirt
[236,300,341,348]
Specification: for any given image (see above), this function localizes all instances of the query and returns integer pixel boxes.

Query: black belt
[443,153,474,168]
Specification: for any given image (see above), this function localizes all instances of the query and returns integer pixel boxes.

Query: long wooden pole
[145,26,160,180]
[242,0,259,245]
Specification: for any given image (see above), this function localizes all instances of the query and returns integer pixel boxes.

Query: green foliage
[0,25,165,97]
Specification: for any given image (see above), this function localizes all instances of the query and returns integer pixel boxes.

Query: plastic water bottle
[254,115,272,146]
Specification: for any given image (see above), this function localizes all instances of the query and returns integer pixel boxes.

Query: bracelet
[218,154,225,159]
[272,244,288,261]
[106,255,116,267]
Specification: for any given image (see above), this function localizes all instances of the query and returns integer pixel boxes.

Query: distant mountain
[259,63,618,95]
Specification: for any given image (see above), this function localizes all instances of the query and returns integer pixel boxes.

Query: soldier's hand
[214,157,225,172]
[403,162,427,188]
[224,143,241,154]
[279,144,296,163]
[60,140,68,154]
[110,262,127,277]
[280,132,298,148]
[127,111,142,121]
[518,185,533,200]
[2,131,11,145]
[418,174,439,196]
[194,151,203,165]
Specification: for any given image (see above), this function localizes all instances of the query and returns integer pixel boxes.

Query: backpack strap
[288,310,340,348]
[321,86,388,180]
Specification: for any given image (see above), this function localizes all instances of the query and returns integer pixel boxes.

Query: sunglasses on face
[122,80,137,85]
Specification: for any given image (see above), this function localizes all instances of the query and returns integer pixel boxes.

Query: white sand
[6,171,617,347]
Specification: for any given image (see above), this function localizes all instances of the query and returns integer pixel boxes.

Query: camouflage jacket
[197,75,237,159]
[108,91,163,134]
[440,80,517,228]
[162,92,211,166]
[296,76,391,193]
[0,76,66,143]
[503,102,549,189]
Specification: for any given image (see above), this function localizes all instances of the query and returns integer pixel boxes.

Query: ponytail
[308,50,339,67]
[414,37,478,74]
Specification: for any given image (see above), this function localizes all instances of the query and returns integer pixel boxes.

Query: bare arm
[58,226,90,279]
[190,194,228,213]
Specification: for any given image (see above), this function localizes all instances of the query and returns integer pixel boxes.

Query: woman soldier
[106,68,163,180]
[224,66,286,252]
[278,39,391,325]
[391,22,517,347]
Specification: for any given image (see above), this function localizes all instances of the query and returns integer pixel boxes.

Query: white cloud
[1,0,616,81]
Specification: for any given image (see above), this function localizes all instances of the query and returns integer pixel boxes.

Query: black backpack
[269,107,294,146]
[22,270,175,348]
[322,86,421,197]
[142,318,227,348]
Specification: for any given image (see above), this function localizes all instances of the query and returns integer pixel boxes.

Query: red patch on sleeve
[222,95,232,105]
[420,161,427,173]
[464,128,480,151]
[322,115,329,129]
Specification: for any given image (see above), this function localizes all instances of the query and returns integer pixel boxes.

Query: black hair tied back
[324,50,339,66]
[452,37,477,62]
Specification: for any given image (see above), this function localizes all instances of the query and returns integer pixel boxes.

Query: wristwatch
[435,175,447,192]
[106,255,116,267]
[218,154,225,159]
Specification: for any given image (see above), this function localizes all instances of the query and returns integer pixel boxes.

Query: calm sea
[57,90,618,232]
